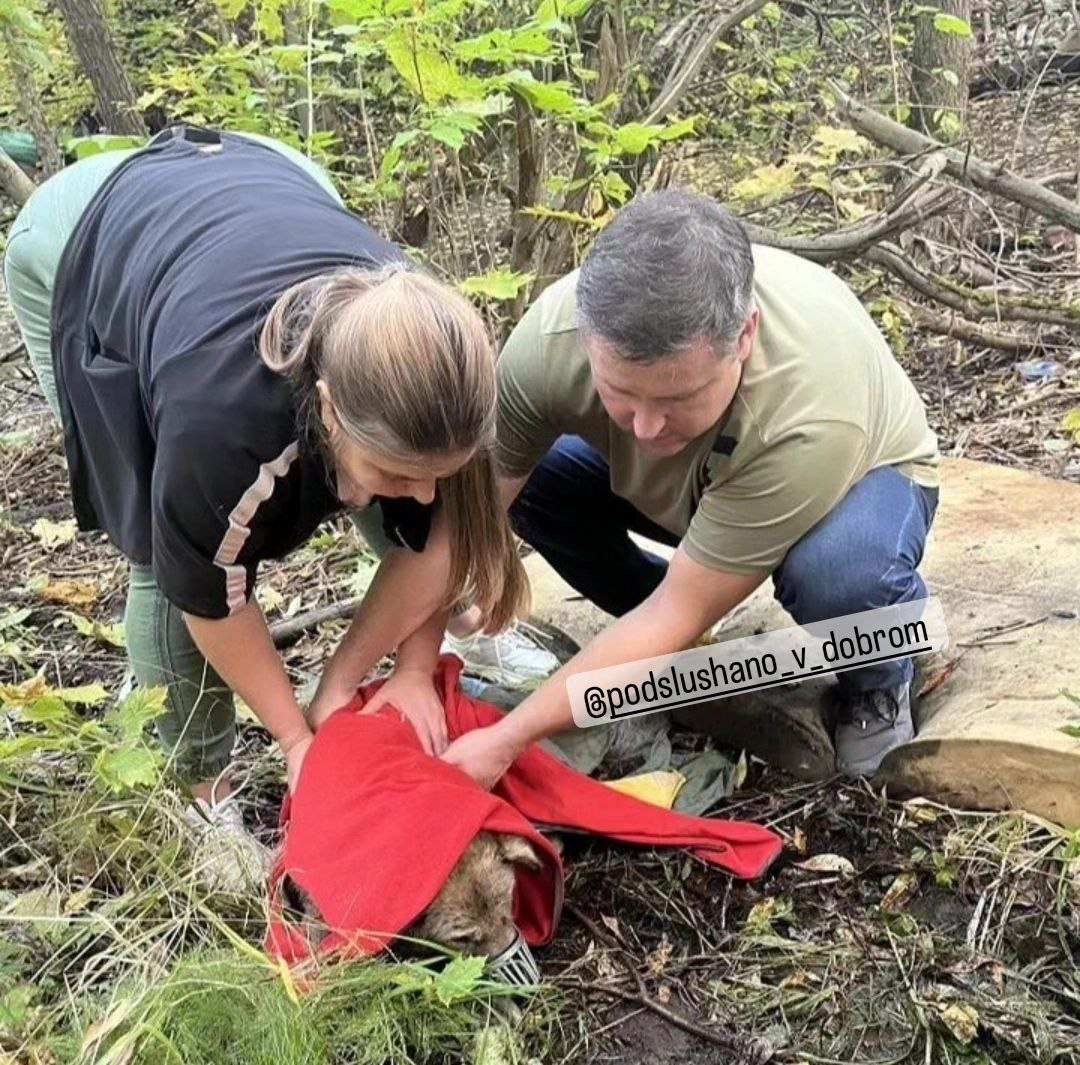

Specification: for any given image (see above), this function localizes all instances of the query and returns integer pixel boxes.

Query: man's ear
[736,308,760,364]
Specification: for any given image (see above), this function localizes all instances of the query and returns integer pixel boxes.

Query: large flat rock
[522,457,1080,826]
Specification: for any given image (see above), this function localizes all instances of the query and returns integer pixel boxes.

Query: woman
[3,124,551,889]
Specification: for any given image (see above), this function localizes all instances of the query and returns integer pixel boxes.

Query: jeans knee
[509,436,608,543]
[776,533,921,624]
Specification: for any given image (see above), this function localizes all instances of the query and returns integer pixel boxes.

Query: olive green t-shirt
[496,243,940,577]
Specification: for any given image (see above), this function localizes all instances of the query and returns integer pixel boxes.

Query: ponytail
[441,449,529,632]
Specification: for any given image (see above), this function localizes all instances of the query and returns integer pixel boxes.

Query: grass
[0,679,553,1064]
[1,595,1078,1064]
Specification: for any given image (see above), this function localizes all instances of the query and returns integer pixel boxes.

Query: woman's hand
[282,729,314,793]
[440,721,521,790]
[306,681,359,732]
[360,666,449,755]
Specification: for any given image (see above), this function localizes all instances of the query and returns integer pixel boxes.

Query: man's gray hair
[576,189,755,364]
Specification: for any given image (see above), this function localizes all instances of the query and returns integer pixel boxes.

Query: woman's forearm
[184,601,310,751]
[395,607,451,673]
[309,517,454,716]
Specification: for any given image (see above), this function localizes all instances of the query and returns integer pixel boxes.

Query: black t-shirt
[51,126,434,619]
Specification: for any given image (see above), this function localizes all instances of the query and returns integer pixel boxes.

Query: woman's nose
[410,480,437,505]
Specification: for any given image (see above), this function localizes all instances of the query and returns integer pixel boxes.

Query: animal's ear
[498,834,543,870]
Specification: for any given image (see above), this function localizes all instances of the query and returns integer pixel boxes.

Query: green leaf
[0,428,36,449]
[1063,407,1080,444]
[0,609,32,631]
[255,0,285,39]
[385,28,471,103]
[657,115,698,141]
[103,687,169,741]
[611,121,660,156]
[458,268,534,301]
[21,696,76,726]
[504,70,581,115]
[326,0,412,18]
[812,125,870,156]
[1061,724,1080,739]
[95,746,160,792]
[933,12,972,36]
[56,683,108,706]
[428,122,466,150]
[31,518,77,549]
[731,163,798,203]
[453,94,511,118]
[425,107,482,151]
[64,612,125,648]
[596,170,632,205]
[433,954,486,1005]
[536,0,596,21]
[455,26,552,62]
[63,135,145,160]
[379,129,424,178]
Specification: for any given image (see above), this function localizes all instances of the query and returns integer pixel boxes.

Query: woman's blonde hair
[259,262,528,631]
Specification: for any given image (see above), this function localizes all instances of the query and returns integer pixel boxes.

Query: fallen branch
[0,145,35,207]
[864,244,1080,328]
[270,597,361,647]
[897,300,1049,354]
[832,84,1080,232]
[741,180,957,262]
[1036,169,1078,190]
[645,0,772,124]
[1,499,74,524]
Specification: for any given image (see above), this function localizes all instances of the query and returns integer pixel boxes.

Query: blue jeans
[509,435,939,696]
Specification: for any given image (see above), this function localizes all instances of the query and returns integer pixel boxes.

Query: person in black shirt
[4,125,528,888]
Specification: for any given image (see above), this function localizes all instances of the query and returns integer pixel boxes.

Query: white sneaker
[182,792,272,894]
[442,620,561,689]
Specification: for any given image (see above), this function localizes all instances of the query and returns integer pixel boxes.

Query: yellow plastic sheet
[603,769,687,810]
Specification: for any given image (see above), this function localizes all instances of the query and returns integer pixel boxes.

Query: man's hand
[359,666,449,755]
[440,720,521,790]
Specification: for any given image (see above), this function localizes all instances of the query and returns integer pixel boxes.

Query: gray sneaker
[182,793,273,893]
[834,682,915,778]
[442,620,561,689]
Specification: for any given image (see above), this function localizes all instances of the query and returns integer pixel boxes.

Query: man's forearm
[496,603,690,751]
[496,564,766,754]
[184,602,309,751]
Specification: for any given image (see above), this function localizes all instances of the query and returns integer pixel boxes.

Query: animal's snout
[485,931,541,987]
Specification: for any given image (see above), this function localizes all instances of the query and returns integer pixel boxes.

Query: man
[364,189,941,787]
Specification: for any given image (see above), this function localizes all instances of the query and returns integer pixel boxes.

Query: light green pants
[4,132,399,782]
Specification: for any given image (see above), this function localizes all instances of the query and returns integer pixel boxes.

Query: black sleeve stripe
[213,440,300,614]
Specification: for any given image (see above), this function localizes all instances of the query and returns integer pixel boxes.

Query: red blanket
[267,655,782,962]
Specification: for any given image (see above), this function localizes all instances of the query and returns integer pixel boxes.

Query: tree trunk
[53,0,146,137]
[909,0,973,141]
[282,2,315,140]
[0,146,36,206]
[0,21,64,176]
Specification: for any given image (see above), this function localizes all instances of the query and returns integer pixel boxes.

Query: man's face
[585,311,758,457]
